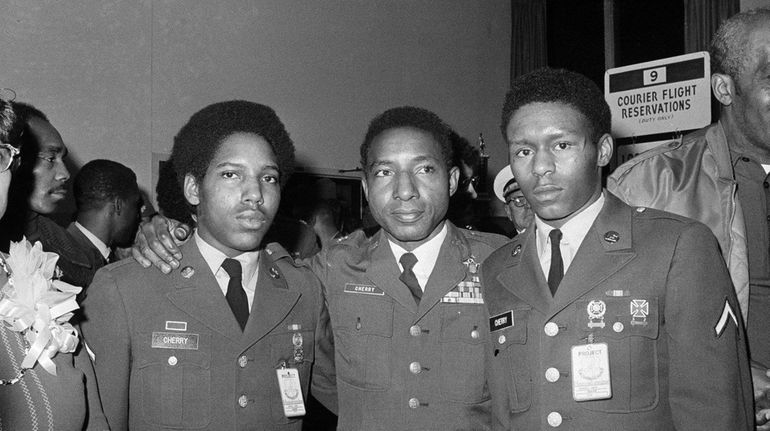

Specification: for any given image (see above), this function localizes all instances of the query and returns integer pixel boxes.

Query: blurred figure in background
[493,165,534,236]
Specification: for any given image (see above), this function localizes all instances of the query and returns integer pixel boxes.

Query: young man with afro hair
[80,100,337,431]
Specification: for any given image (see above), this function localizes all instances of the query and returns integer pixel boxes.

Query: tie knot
[549,228,563,244]
[221,258,242,278]
[399,252,418,271]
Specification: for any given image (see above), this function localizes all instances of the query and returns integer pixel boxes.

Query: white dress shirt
[74,221,111,261]
[388,222,448,291]
[535,192,605,281]
[194,231,259,310]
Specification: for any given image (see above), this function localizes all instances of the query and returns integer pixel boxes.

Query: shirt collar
[388,222,448,283]
[74,221,110,260]
[535,192,605,257]
[194,230,259,282]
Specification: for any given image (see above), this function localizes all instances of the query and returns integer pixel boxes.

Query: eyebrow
[214,161,280,171]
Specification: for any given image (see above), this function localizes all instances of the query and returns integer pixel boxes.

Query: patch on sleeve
[714,298,738,338]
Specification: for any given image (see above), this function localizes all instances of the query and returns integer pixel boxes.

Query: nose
[56,161,70,183]
[393,171,418,201]
[531,149,555,178]
[243,177,264,207]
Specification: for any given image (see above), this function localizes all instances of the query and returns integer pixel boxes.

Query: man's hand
[131,214,190,273]
[753,364,770,430]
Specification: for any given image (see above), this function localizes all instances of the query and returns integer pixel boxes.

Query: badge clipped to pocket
[276,368,306,417]
[571,342,611,402]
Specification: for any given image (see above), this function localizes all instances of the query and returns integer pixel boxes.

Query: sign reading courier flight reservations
[604,52,711,163]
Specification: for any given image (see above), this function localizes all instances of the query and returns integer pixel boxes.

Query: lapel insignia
[587,300,606,328]
[180,266,195,278]
[603,231,620,243]
[630,299,649,326]
[292,332,304,363]
[511,244,522,256]
[463,257,479,274]
[269,267,280,279]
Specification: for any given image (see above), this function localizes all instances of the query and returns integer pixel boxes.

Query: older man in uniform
[493,165,534,236]
[482,68,752,430]
[80,101,336,431]
[133,106,507,430]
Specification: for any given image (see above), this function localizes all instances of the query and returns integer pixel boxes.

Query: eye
[262,174,279,184]
[37,155,55,165]
[513,148,532,158]
[554,142,571,150]
[373,168,393,177]
[417,165,436,174]
[221,171,239,180]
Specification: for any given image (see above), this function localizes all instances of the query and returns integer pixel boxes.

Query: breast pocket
[330,292,394,390]
[134,331,212,429]
[490,306,532,413]
[439,304,489,403]
[575,297,660,413]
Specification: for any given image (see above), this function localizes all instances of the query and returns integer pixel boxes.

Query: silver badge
[587,300,606,328]
[181,266,195,278]
[511,244,522,256]
[603,231,620,243]
[630,299,649,326]
[464,257,479,274]
[292,332,304,363]
[270,267,280,279]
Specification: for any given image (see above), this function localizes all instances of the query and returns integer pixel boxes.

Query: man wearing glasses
[493,165,534,236]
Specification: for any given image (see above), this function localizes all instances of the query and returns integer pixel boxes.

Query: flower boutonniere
[0,238,81,376]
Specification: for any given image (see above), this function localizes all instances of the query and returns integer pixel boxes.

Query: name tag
[344,283,384,296]
[276,368,306,417]
[151,332,199,350]
[571,343,612,401]
[489,310,513,332]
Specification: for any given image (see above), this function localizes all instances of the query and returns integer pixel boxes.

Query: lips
[390,209,424,223]
[531,184,562,201]
[49,188,67,198]
[236,211,267,229]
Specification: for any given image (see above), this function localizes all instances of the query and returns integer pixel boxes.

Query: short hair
[710,8,770,80]
[360,106,454,171]
[0,99,22,149]
[501,68,611,143]
[450,131,480,172]
[74,159,139,212]
[172,100,295,189]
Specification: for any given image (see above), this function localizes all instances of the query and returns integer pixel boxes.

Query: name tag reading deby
[151,332,199,350]
[344,283,384,296]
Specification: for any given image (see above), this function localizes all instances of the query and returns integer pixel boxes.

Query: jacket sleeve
[665,222,754,430]
[80,267,132,431]
[310,281,338,414]
[73,328,110,431]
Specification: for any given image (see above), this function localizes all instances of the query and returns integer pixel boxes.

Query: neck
[721,114,770,162]
[76,214,112,247]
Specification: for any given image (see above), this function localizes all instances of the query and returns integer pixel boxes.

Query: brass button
[408,397,419,409]
[409,325,421,337]
[238,395,248,408]
[545,367,560,383]
[471,329,480,339]
[409,362,421,374]
[544,322,559,337]
[167,356,177,366]
[547,411,562,427]
[238,355,248,368]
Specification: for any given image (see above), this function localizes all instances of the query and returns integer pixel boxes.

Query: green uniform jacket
[80,240,336,431]
[481,192,753,430]
[311,221,507,431]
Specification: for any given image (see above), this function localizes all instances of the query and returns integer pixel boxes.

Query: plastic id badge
[276,368,306,417]
[571,342,612,401]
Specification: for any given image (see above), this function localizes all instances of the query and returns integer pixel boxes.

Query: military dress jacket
[481,192,753,431]
[311,221,507,431]
[80,240,336,431]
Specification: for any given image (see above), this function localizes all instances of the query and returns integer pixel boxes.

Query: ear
[448,166,460,197]
[113,196,123,215]
[183,174,201,206]
[360,173,369,203]
[595,133,614,168]
[711,73,734,106]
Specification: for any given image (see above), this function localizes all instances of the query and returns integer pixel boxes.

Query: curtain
[683,0,739,54]
[510,0,548,84]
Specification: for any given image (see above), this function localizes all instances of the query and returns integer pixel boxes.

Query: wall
[0,1,511,212]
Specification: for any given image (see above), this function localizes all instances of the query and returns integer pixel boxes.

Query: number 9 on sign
[643,66,667,86]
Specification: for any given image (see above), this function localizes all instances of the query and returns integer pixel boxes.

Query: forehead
[745,24,770,73]
[367,127,443,162]
[506,102,590,140]
[28,117,67,154]
[210,132,277,167]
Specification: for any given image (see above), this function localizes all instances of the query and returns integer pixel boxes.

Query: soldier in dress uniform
[131,106,508,430]
[481,68,753,430]
[80,101,336,431]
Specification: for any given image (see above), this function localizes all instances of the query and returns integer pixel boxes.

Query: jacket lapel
[365,230,420,313]
[166,241,243,342]
[417,223,471,319]
[549,193,637,316]
[241,251,300,348]
[495,230,553,314]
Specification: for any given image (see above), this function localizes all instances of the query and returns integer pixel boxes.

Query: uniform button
[545,367,560,382]
[238,355,248,368]
[167,356,177,366]
[613,322,624,333]
[408,397,420,409]
[409,362,422,374]
[544,322,559,337]
[498,334,506,344]
[547,411,562,427]
[410,325,421,337]
[471,329,480,339]
[238,395,248,408]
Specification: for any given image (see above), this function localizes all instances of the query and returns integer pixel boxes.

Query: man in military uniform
[80,101,336,431]
[132,106,507,430]
[482,68,753,430]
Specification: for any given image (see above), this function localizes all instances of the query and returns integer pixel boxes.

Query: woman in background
[0,97,108,430]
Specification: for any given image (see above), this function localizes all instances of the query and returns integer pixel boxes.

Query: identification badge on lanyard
[276,368,306,417]
[571,342,612,401]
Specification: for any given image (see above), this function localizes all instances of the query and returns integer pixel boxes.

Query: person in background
[69,159,142,284]
[606,8,770,427]
[0,97,109,430]
[493,165,534,236]
[483,67,752,430]
[80,100,336,431]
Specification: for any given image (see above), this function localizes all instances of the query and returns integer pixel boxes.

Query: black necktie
[547,229,563,296]
[399,253,422,304]
[221,258,249,330]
